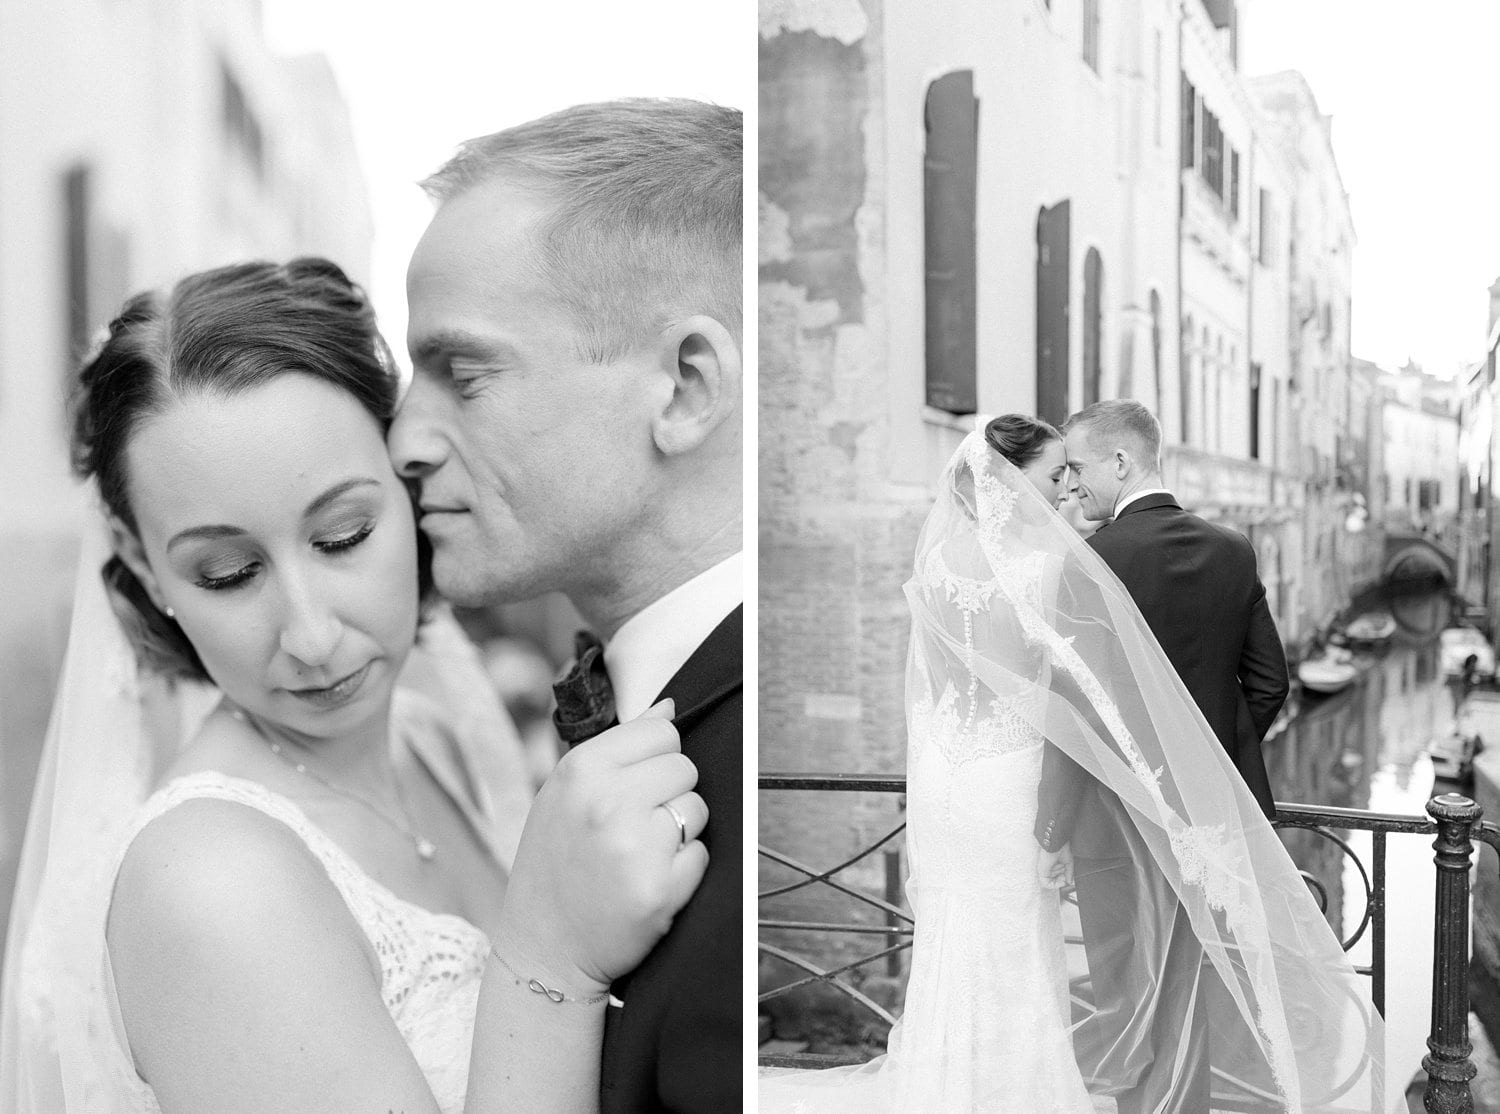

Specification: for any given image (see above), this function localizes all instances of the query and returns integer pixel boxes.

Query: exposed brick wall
[759,1,933,983]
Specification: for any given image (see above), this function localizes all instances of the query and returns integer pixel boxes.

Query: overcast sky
[1240,0,1500,379]
[257,2,1498,382]
[259,0,750,372]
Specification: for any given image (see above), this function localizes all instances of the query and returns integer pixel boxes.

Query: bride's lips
[288,662,374,708]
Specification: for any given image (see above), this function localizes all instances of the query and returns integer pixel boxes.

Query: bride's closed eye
[192,521,377,592]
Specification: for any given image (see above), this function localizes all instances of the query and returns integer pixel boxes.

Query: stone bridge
[1383,530,1457,587]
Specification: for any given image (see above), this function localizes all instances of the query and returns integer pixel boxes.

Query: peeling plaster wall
[759,1,917,977]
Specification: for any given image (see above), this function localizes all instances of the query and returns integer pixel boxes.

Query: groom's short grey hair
[1064,399,1163,474]
[422,98,742,364]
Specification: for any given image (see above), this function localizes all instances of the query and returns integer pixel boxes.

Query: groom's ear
[649,314,741,457]
[108,516,168,611]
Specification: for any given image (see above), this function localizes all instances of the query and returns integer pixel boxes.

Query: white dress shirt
[1113,487,1173,518]
[603,552,743,721]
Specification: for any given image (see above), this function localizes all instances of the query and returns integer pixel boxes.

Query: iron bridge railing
[759,772,1500,1113]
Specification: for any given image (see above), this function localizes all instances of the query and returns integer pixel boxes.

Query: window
[1201,107,1224,198]
[924,71,980,414]
[1229,148,1240,220]
[1082,0,1100,72]
[1180,76,1196,170]
[1036,201,1072,426]
[62,163,91,366]
[1250,362,1262,460]
[1083,248,1104,406]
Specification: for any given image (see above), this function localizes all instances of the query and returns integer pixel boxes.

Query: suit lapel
[656,604,743,730]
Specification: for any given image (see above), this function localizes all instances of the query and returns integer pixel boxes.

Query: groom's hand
[494,699,709,998]
[1037,843,1073,889]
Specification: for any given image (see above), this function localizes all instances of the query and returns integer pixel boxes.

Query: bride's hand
[1037,843,1073,889]
[493,699,709,996]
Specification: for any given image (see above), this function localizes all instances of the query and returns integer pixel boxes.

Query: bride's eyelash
[317,522,375,553]
[193,524,375,591]
[196,565,257,591]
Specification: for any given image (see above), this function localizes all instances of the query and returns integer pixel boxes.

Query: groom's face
[391,177,660,607]
[1063,425,1122,522]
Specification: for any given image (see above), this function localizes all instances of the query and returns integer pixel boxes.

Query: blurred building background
[759,0,1428,980]
[0,0,373,958]
[1458,284,1500,627]
[0,0,571,962]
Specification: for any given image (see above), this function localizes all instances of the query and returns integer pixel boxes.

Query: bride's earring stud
[164,606,176,619]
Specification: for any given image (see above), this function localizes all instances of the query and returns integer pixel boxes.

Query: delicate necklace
[230,707,438,862]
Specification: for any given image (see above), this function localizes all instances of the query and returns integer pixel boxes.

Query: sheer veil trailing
[0,493,533,1112]
[912,433,1382,1110]
[763,432,1382,1112]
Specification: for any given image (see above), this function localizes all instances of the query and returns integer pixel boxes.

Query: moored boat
[1297,647,1357,695]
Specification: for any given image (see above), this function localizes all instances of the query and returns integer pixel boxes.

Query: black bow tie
[552,630,618,747]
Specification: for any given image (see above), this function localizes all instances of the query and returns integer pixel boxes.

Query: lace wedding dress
[760,545,1097,1113]
[760,433,1383,1113]
[90,762,491,1114]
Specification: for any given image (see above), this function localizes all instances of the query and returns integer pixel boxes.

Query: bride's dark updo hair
[70,257,431,680]
[984,413,1061,469]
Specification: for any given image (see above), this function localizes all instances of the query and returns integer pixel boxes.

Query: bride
[760,416,1383,1112]
[0,258,706,1113]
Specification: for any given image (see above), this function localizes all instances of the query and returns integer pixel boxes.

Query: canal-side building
[1248,69,1369,646]
[760,0,1183,966]
[1457,288,1500,626]
[0,0,371,955]
[760,0,1368,996]
[1378,361,1460,540]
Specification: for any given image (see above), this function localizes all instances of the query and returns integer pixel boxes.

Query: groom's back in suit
[1088,493,1288,813]
[1037,492,1288,857]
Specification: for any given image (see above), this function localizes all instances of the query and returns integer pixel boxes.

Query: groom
[390,99,742,1112]
[1035,399,1289,1113]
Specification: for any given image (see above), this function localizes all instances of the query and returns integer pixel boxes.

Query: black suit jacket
[1035,495,1288,856]
[599,605,742,1113]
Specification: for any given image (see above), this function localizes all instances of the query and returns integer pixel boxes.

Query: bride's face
[120,373,420,739]
[1019,438,1068,507]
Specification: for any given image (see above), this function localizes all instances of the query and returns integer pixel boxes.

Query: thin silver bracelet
[490,945,610,1005]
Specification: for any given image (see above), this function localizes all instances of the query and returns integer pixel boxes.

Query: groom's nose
[388,371,448,480]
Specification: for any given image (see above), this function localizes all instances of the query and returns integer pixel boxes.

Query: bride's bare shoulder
[103,786,434,1108]
[107,794,361,957]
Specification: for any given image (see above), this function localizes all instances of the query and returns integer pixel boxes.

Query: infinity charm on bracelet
[490,945,610,1005]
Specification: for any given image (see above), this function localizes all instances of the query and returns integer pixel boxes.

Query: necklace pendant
[415,837,437,861]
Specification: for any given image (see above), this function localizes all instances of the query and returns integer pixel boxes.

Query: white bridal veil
[0,497,533,1112]
[764,432,1382,1112]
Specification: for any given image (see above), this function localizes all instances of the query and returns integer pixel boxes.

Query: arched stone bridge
[1383,530,1456,587]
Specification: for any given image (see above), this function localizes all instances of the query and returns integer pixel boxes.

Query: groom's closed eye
[449,358,506,398]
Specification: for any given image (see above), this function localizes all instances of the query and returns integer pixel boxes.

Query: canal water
[1268,588,1462,1108]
